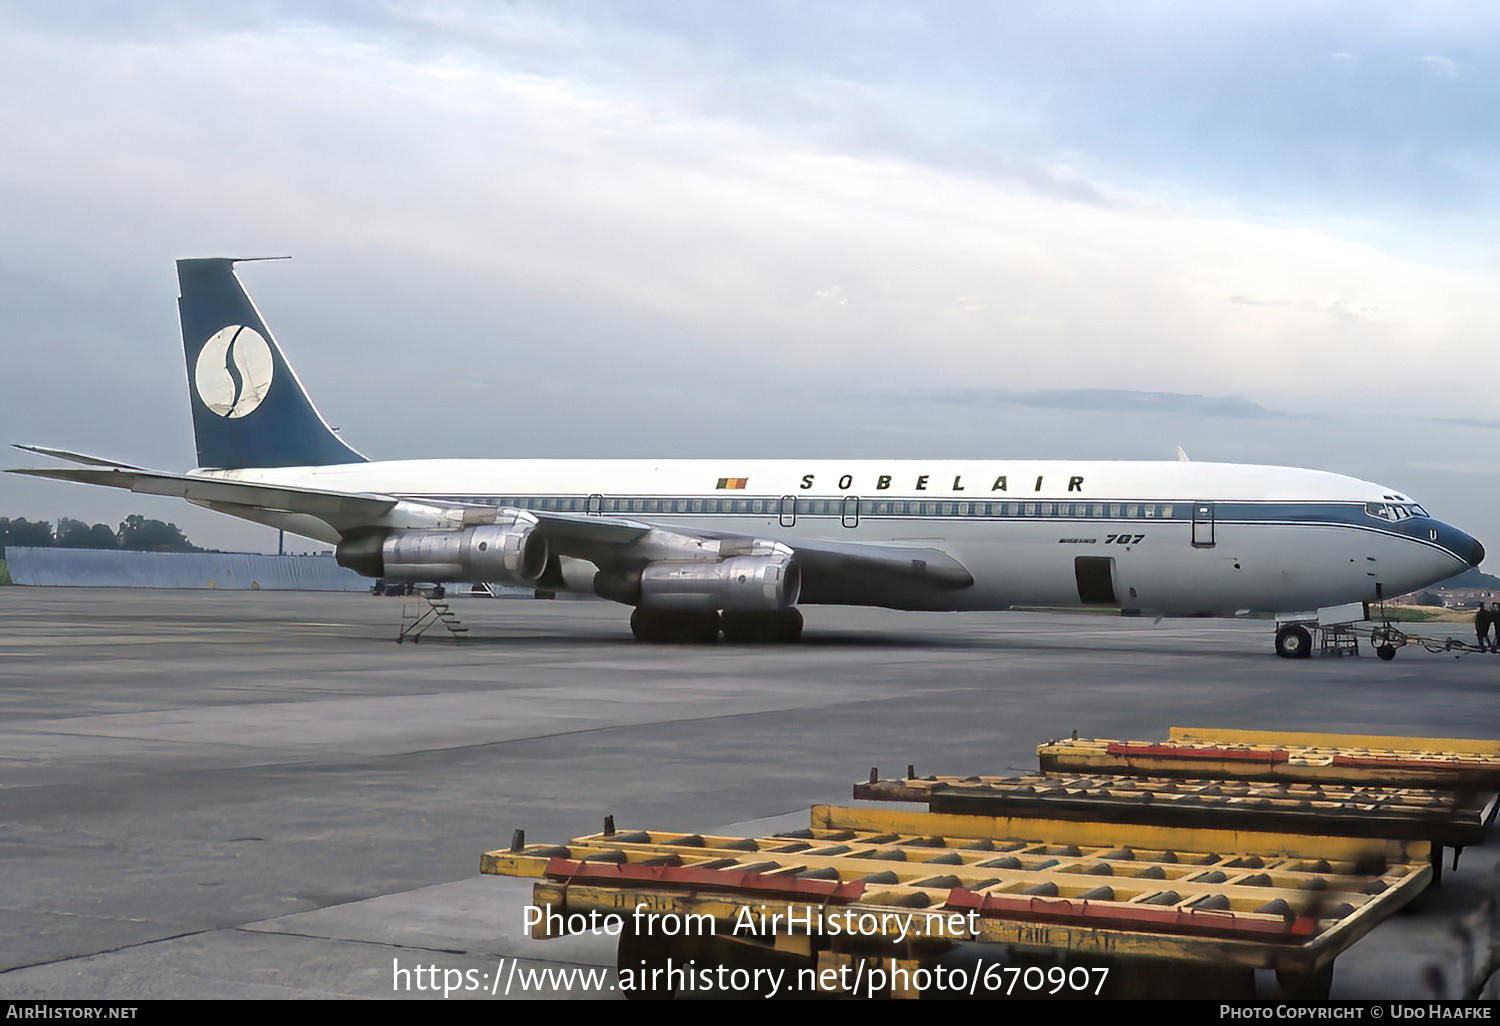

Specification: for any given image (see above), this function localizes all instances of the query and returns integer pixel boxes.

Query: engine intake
[337,515,547,586]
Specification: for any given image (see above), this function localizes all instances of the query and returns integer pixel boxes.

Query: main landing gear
[629,607,804,644]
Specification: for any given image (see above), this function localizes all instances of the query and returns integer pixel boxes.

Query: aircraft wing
[771,536,974,605]
[8,450,657,547]
[11,449,972,605]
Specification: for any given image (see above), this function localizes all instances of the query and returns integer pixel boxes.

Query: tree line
[0,515,201,556]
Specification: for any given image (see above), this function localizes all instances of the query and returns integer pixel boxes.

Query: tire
[1275,625,1312,659]
[772,607,804,642]
[630,608,720,643]
[722,609,803,644]
[1376,644,1397,661]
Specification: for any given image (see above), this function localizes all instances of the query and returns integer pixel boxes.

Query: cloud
[896,389,1278,420]
[2,8,1498,427]
[1415,55,1460,80]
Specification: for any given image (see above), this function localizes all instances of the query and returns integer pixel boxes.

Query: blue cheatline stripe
[393,493,1469,563]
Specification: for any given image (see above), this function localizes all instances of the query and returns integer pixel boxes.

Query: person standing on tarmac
[1476,603,1492,652]
[1489,602,1500,652]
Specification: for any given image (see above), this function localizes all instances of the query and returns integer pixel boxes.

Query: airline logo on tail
[194,325,274,419]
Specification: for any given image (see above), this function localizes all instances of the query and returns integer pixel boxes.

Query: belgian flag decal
[716,477,748,489]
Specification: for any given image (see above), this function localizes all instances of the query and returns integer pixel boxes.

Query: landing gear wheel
[775,607,804,643]
[1275,624,1312,659]
[721,608,804,643]
[629,608,720,643]
[1376,644,1397,661]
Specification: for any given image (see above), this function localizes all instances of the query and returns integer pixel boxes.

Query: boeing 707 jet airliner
[11,258,1485,656]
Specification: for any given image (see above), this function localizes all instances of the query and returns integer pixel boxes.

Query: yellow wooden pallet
[484,803,1430,998]
[854,771,1493,847]
[1039,727,1500,790]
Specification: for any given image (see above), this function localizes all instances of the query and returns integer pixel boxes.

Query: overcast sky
[2,1,1498,566]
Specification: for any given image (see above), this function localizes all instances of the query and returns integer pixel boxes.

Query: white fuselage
[198,458,1482,615]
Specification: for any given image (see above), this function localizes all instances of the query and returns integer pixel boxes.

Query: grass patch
[1375,606,1440,622]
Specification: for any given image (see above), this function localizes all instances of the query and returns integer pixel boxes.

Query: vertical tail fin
[177,258,365,469]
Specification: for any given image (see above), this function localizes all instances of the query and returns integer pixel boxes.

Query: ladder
[397,591,469,644]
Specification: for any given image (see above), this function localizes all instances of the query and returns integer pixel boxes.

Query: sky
[2,1,1498,566]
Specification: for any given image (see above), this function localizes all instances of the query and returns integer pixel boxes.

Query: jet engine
[337,513,547,586]
[636,550,801,611]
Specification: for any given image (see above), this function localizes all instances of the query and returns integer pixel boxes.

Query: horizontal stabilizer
[11,444,148,471]
[9,465,397,520]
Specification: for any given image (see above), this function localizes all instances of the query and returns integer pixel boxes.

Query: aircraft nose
[1443,523,1485,568]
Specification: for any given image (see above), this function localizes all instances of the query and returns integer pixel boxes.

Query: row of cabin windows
[477,496,1180,519]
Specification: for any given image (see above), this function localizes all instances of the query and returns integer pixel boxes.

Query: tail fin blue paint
[177,258,365,469]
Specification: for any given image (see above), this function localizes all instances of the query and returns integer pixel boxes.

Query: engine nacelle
[638,550,800,611]
[337,514,548,586]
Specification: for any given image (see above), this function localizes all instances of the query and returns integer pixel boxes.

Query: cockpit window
[1365,502,1426,522]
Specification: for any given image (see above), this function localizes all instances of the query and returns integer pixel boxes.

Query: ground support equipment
[1278,617,1495,660]
[1038,727,1500,792]
[856,772,1491,848]
[483,804,1431,999]
[397,590,468,643]
[1035,727,1500,883]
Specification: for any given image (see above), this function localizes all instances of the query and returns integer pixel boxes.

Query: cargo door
[1075,556,1118,605]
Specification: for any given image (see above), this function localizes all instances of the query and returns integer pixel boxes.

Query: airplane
[10,257,1486,657]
